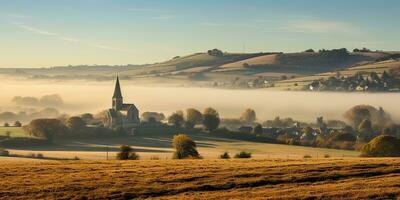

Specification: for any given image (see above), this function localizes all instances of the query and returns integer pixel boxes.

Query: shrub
[168,111,184,127]
[303,154,312,159]
[0,149,9,156]
[361,135,400,157]
[128,152,140,160]
[116,145,139,160]
[219,152,230,159]
[172,134,200,159]
[324,154,330,158]
[74,156,80,160]
[14,121,22,127]
[234,151,252,158]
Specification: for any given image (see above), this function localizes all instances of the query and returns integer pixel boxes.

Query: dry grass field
[0,158,399,199]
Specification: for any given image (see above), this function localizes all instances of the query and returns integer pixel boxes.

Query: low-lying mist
[0,79,399,123]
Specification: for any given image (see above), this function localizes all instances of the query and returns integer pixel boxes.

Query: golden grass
[0,127,27,138]
[0,158,399,199]
[217,54,278,70]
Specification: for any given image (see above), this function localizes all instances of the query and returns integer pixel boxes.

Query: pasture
[0,158,399,199]
[0,127,27,138]
[3,133,359,160]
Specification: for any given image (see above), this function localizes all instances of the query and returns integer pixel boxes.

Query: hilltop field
[0,158,399,199]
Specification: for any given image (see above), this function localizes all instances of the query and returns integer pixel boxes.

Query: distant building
[105,77,140,132]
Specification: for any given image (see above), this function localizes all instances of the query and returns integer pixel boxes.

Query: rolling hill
[274,59,400,90]
[0,50,393,85]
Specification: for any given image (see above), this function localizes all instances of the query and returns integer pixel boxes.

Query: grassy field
[3,133,359,160]
[0,127,27,138]
[0,158,399,199]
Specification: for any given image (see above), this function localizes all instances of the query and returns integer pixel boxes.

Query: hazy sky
[1,0,400,68]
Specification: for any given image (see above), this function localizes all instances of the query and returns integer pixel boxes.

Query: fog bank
[0,80,399,123]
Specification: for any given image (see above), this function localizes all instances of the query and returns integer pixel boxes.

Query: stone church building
[105,77,140,131]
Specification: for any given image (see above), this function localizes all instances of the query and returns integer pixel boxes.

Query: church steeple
[113,76,123,99]
[112,76,123,110]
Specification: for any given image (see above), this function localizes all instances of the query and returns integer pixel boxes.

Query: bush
[0,149,9,156]
[361,135,400,157]
[234,151,252,158]
[324,154,330,158]
[172,134,200,159]
[14,121,22,127]
[36,153,44,159]
[219,152,230,159]
[303,154,312,159]
[116,145,140,160]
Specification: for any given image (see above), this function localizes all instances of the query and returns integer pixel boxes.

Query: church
[104,77,140,131]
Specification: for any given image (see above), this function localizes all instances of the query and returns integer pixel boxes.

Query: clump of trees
[23,119,67,142]
[141,112,165,123]
[172,134,200,159]
[116,145,139,160]
[344,105,393,142]
[207,49,224,57]
[202,107,220,132]
[353,47,371,53]
[168,111,185,127]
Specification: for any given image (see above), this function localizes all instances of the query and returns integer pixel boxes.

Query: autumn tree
[168,111,184,127]
[172,134,200,159]
[358,119,374,142]
[185,108,203,129]
[253,124,263,134]
[344,105,371,128]
[240,108,256,123]
[66,116,86,131]
[202,107,220,132]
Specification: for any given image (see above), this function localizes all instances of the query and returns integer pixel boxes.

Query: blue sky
[1,0,400,67]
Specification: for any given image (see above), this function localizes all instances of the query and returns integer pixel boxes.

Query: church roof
[113,76,123,98]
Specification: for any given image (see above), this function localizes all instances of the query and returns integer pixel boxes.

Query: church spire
[113,76,123,99]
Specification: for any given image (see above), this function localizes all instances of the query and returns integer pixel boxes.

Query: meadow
[0,158,399,199]
[0,127,27,138]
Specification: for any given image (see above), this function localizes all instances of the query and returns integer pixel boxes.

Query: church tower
[112,76,123,111]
